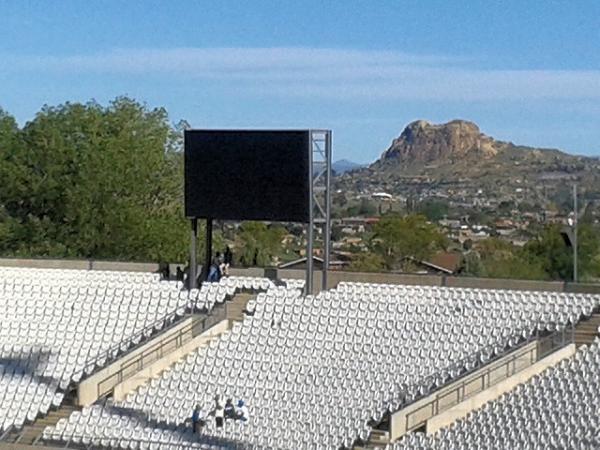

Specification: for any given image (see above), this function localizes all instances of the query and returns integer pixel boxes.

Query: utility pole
[573,184,578,283]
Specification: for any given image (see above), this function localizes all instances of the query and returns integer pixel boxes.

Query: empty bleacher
[39,281,599,449]
[392,336,600,449]
[0,267,276,442]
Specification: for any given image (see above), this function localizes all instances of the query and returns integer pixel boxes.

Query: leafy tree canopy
[371,214,448,269]
[0,98,190,262]
[235,222,285,267]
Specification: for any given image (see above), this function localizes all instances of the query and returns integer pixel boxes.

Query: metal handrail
[401,326,574,431]
[48,433,213,449]
[380,323,575,422]
[96,304,227,399]
[82,288,243,378]
[83,307,194,375]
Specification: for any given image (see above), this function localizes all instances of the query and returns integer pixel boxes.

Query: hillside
[337,120,600,214]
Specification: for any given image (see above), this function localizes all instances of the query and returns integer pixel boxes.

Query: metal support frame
[305,129,332,295]
[186,129,331,294]
[189,219,198,289]
[204,218,213,283]
[573,184,578,283]
[189,217,213,289]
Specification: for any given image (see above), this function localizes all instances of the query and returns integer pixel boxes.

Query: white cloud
[2,47,600,102]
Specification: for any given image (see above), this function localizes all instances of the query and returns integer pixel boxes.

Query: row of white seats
[391,336,600,450]
[0,268,272,434]
[44,282,599,449]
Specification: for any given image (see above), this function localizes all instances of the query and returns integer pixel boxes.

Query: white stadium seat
[39,280,599,449]
[0,267,271,435]
[391,337,600,450]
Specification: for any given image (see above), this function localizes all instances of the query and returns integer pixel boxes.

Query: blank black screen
[185,130,310,222]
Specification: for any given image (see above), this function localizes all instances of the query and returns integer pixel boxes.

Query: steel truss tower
[306,130,332,294]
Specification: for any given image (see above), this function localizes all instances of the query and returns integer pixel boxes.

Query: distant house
[495,219,515,229]
[341,217,380,226]
[421,252,463,275]
[372,192,393,200]
[438,218,461,229]
[402,252,463,275]
[278,256,348,270]
[342,236,363,246]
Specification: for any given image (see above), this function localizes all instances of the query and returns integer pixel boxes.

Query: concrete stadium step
[1,401,79,446]
[226,292,255,324]
[354,429,390,449]
[368,337,576,445]
[574,313,600,346]
[0,291,258,447]
[111,291,258,402]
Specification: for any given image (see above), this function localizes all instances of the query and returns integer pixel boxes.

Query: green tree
[522,224,572,280]
[417,199,449,221]
[236,222,285,267]
[0,108,25,251]
[372,214,448,269]
[521,223,600,281]
[349,252,385,272]
[346,198,377,217]
[0,98,190,262]
[577,224,600,280]
[462,251,483,276]
[473,238,547,280]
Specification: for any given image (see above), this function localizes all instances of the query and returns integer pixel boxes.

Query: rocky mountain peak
[380,119,499,164]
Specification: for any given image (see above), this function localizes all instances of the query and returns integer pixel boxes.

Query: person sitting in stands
[218,252,227,279]
[208,253,221,282]
[213,394,225,428]
[236,399,249,422]
[224,246,233,276]
[224,398,235,419]
[191,404,205,433]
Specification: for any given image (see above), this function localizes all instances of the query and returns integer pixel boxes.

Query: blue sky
[1,1,599,162]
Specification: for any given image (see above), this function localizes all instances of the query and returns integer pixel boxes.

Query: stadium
[0,262,599,450]
[0,129,598,450]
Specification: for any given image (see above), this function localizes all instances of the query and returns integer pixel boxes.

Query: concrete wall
[426,343,575,434]
[565,282,600,294]
[112,319,228,401]
[0,257,91,270]
[444,276,565,292]
[229,267,265,278]
[0,444,66,450]
[325,271,442,289]
[275,268,600,294]
[272,267,598,294]
[2,257,600,294]
[0,257,159,273]
[78,316,198,406]
[389,342,576,441]
[271,268,443,294]
[91,260,160,273]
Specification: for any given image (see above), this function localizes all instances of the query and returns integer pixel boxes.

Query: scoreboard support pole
[189,218,198,290]
[204,218,213,283]
[306,138,314,294]
[189,218,213,289]
[306,130,332,295]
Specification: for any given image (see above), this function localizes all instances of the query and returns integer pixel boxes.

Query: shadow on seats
[103,404,249,448]
[0,349,62,387]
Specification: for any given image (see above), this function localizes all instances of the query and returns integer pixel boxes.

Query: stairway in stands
[0,293,258,449]
[226,292,254,324]
[574,313,600,346]
[1,399,79,446]
[109,291,257,403]
[357,429,390,450]
[186,292,253,355]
